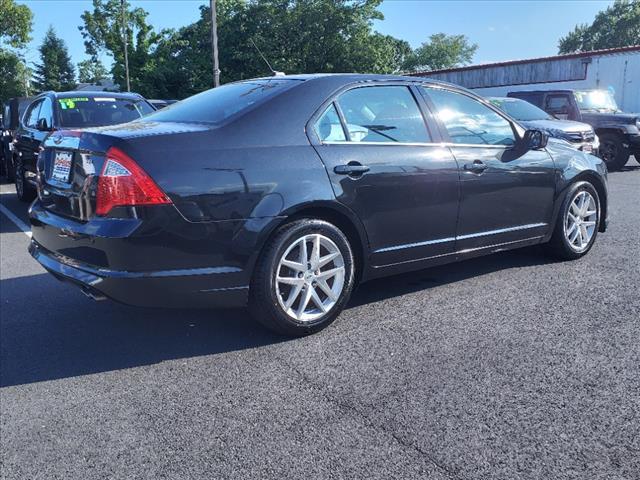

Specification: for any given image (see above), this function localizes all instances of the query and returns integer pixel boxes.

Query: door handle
[464,160,488,173]
[334,162,370,176]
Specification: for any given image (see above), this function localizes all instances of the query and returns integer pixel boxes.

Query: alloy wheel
[564,190,597,252]
[275,233,345,322]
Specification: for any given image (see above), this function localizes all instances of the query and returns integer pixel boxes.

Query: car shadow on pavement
[0,246,554,388]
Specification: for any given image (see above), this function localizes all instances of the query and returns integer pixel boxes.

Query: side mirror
[36,118,51,131]
[524,129,548,150]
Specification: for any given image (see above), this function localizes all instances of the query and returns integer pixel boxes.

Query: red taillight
[96,147,171,216]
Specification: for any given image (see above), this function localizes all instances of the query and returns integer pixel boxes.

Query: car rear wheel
[599,133,629,171]
[249,218,355,336]
[545,181,600,260]
[15,156,36,202]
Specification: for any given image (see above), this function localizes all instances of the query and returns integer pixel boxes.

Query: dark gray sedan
[29,74,608,336]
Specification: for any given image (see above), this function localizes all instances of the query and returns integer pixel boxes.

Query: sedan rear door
[310,83,460,268]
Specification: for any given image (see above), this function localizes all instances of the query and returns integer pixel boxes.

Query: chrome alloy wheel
[564,190,598,252]
[275,233,345,322]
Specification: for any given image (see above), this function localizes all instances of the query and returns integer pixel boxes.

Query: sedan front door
[420,86,556,252]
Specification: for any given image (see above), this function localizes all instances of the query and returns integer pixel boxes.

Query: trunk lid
[38,121,208,221]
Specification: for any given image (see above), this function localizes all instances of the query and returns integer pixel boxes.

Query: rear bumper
[29,240,249,308]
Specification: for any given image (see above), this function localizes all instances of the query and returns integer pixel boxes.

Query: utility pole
[210,0,220,87]
[122,0,131,92]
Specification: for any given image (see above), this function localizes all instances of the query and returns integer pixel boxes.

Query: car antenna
[250,39,285,77]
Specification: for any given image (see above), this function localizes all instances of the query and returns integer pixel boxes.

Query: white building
[411,46,640,113]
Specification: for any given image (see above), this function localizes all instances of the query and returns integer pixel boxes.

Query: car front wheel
[545,181,600,260]
[599,133,629,171]
[15,156,36,202]
[249,218,355,336]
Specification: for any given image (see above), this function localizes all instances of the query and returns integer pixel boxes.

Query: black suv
[508,89,640,170]
[13,91,154,201]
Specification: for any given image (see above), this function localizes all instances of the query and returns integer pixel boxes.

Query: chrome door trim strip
[456,223,547,240]
[374,236,456,253]
[373,223,547,254]
[372,236,545,269]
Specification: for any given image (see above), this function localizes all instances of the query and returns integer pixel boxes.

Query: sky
[18,0,613,71]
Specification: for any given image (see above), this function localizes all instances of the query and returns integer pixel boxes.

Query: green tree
[32,27,76,92]
[559,0,640,53]
[401,33,478,73]
[78,58,109,84]
[79,0,158,93]
[144,0,412,99]
[0,0,33,101]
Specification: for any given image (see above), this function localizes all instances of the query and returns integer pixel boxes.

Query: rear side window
[315,104,347,142]
[146,79,297,125]
[422,87,515,146]
[336,86,430,143]
[57,97,153,128]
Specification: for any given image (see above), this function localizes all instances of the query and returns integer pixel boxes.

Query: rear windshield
[57,96,154,128]
[143,79,296,125]
[489,98,551,121]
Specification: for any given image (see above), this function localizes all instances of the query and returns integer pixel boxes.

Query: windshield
[144,79,297,125]
[57,96,154,128]
[574,90,619,112]
[489,98,551,121]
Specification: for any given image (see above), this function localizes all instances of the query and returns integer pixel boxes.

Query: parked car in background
[29,74,608,336]
[148,99,178,110]
[12,91,154,201]
[488,97,599,154]
[508,89,640,170]
[1,97,34,181]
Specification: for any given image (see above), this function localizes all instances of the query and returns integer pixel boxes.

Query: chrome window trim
[322,140,510,149]
[373,223,547,254]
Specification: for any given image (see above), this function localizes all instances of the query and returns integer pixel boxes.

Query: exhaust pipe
[81,287,107,302]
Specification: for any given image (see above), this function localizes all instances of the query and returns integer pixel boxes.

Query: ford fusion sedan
[488,96,599,154]
[29,74,608,336]
[13,91,154,201]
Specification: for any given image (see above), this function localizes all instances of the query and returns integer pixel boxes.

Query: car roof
[53,91,145,100]
[246,72,458,87]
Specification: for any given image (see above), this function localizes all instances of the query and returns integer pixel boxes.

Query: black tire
[545,181,600,260]
[599,133,629,171]
[15,156,36,202]
[249,218,355,336]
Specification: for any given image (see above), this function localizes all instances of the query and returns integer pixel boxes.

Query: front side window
[315,104,347,142]
[422,87,515,146]
[336,86,430,143]
[38,98,53,128]
[25,101,42,128]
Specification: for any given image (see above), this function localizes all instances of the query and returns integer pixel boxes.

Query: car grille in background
[566,131,596,143]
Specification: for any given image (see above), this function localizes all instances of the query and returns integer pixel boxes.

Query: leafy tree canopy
[401,33,478,73]
[559,0,640,53]
[32,26,76,92]
[136,0,414,98]
[79,0,159,93]
[78,58,109,84]
[0,0,33,100]
[0,0,33,49]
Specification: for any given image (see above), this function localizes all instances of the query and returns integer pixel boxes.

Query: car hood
[521,119,592,134]
[580,111,639,126]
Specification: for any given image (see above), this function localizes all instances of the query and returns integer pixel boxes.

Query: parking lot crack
[275,353,464,480]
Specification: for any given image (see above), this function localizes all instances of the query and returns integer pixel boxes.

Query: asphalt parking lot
[1,161,639,480]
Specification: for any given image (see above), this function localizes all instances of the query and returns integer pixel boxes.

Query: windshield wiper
[363,124,399,142]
